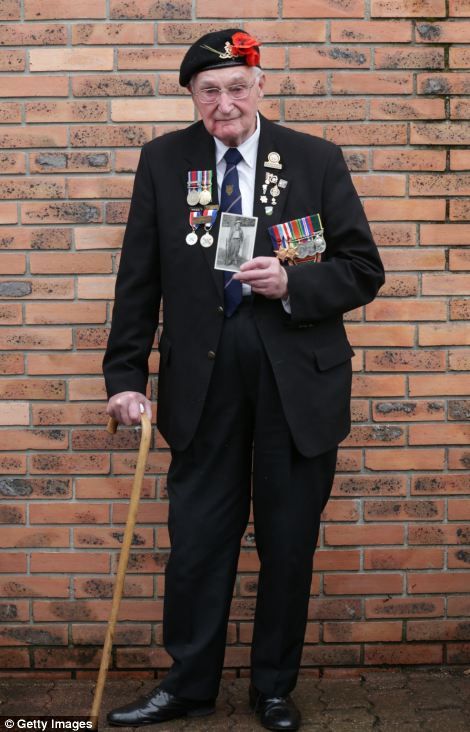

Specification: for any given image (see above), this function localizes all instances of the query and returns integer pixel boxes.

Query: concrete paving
[0,669,469,731]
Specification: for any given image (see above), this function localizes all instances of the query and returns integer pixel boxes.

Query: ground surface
[0,669,469,731]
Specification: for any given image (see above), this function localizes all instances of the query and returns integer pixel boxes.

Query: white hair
[188,64,264,92]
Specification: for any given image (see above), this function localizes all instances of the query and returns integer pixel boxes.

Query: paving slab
[0,669,468,731]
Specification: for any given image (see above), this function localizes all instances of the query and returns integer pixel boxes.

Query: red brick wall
[0,0,469,677]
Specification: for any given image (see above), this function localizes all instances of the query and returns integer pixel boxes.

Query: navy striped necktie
[220,147,243,317]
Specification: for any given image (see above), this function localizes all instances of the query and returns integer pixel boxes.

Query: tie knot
[224,148,243,166]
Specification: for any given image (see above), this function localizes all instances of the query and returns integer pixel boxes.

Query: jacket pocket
[313,340,355,371]
[158,331,171,365]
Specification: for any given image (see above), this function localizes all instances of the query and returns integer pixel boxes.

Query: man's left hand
[233,256,288,299]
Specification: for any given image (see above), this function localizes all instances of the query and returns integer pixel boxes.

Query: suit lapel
[253,115,290,257]
[183,122,223,298]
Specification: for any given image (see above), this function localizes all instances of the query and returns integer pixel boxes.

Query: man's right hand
[106,391,152,426]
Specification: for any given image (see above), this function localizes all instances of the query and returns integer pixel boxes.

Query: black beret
[179,28,261,88]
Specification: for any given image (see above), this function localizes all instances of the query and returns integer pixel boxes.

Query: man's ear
[257,71,266,98]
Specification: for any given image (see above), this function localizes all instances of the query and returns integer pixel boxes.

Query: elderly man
[103,29,384,731]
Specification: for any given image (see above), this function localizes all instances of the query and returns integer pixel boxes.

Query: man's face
[190,65,265,147]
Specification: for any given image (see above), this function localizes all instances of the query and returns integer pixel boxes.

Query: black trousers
[159,299,337,700]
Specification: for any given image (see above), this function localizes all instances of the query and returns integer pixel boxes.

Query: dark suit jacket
[103,114,385,457]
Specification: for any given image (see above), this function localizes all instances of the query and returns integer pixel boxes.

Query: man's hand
[106,391,152,426]
[233,256,288,299]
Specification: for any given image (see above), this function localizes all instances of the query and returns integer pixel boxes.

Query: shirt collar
[214,112,260,169]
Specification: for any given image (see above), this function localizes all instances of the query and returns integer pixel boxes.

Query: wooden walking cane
[90,408,152,728]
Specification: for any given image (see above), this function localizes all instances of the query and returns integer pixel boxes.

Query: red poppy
[230,32,260,67]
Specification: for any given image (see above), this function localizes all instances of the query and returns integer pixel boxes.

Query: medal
[187,190,200,206]
[187,170,213,208]
[186,231,198,245]
[200,232,214,247]
[270,185,280,197]
[268,214,325,264]
[264,152,282,170]
[199,189,211,205]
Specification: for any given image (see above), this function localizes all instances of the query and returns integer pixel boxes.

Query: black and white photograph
[214,212,258,273]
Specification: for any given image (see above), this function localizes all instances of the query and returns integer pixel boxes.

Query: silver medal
[200,232,214,248]
[186,231,198,245]
[314,232,326,253]
[187,190,200,206]
[199,189,211,206]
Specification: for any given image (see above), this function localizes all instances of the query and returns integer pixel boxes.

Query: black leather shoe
[107,685,216,726]
[249,683,301,731]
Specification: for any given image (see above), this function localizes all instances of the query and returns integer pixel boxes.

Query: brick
[75,226,124,250]
[450,250,470,270]
[0,127,67,148]
[76,276,115,300]
[326,123,407,145]
[283,0,365,17]
[0,328,72,350]
[370,98,445,120]
[0,379,64,400]
[419,324,470,346]
[263,73,327,96]
[30,453,109,475]
[411,122,470,146]
[346,324,414,347]
[245,20,326,42]
[451,98,470,119]
[364,548,443,569]
[352,174,406,197]
[0,454,26,473]
[285,99,365,121]
[111,100,193,122]
[0,504,25,524]
[72,23,154,44]
[408,620,470,642]
[72,75,155,97]
[352,374,405,397]
[29,253,111,275]
[25,0,107,19]
[25,302,106,325]
[336,450,362,472]
[450,0,470,16]
[365,499,444,522]
[373,400,445,422]
[28,354,105,376]
[0,49,24,71]
[26,103,107,124]
[118,47,183,70]
[30,503,109,524]
[70,125,151,147]
[324,621,402,643]
[0,104,22,124]
[0,178,64,200]
[32,403,107,425]
[0,152,24,173]
[197,0,277,17]
[367,350,445,372]
[371,0,446,17]
[290,46,370,68]
[22,202,102,225]
[422,274,470,295]
[411,173,470,196]
[325,524,404,546]
[450,47,470,68]
[365,299,446,321]
[364,198,446,221]
[0,203,17,224]
[0,278,73,299]
[0,255,25,274]
[420,224,470,245]
[0,429,68,451]
[0,354,24,375]
[411,474,468,495]
[0,527,69,548]
[450,299,470,319]
[365,644,443,665]
[371,223,416,246]
[30,553,109,573]
[450,200,470,220]
[111,0,191,18]
[68,377,108,400]
[332,72,412,94]
[341,425,405,447]
[376,47,444,69]
[0,77,67,98]
[29,151,110,172]
[0,402,29,425]
[408,573,470,594]
[448,399,470,421]
[324,573,403,594]
[448,499,470,521]
[409,375,470,396]
[331,20,412,42]
[449,349,470,370]
[30,48,113,71]
[366,597,444,618]
[409,525,469,547]
[0,23,67,45]
[410,424,470,446]
[0,229,71,250]
[365,449,445,471]
[0,555,27,573]
[416,21,470,43]
[449,448,470,469]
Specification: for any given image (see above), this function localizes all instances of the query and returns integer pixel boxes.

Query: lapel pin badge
[264,152,282,170]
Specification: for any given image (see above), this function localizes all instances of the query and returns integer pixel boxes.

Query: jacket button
[217,305,224,314]
[208,350,216,360]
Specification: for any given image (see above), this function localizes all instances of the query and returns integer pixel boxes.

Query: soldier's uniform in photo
[103,28,385,731]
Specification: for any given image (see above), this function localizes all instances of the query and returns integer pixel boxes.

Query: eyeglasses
[193,80,257,105]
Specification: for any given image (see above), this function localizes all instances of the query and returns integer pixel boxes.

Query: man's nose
[217,90,234,113]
